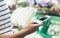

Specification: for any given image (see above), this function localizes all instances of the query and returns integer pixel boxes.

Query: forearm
[0,22,42,38]
[12,29,30,38]
[0,29,30,38]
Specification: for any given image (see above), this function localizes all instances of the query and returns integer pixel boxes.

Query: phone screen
[39,17,47,21]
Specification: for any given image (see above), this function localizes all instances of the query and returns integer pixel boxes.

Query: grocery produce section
[5,0,60,38]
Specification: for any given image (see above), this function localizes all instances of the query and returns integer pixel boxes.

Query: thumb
[33,21,43,28]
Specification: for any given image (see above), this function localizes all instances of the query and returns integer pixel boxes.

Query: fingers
[30,21,43,24]
[32,22,43,28]
[38,21,43,26]
[34,21,43,25]
[33,23,42,27]
[30,22,35,24]
[28,21,43,28]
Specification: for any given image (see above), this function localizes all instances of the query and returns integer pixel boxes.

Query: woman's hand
[23,21,43,34]
[0,22,43,38]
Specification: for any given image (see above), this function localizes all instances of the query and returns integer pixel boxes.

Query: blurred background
[4,0,60,38]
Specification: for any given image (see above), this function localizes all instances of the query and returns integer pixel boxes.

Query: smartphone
[39,17,47,21]
[34,20,43,24]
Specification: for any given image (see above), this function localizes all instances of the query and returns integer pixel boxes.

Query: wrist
[20,28,30,37]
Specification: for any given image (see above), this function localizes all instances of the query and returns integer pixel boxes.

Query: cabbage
[11,7,37,27]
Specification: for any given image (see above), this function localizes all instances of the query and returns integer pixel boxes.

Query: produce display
[11,0,60,38]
